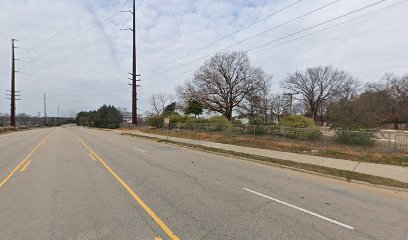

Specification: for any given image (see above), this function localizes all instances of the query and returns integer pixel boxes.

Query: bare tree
[149,93,174,115]
[373,73,408,129]
[281,65,358,123]
[238,76,272,124]
[269,94,285,124]
[178,51,269,120]
[17,113,31,127]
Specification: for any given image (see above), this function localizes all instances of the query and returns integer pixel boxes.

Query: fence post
[388,133,392,148]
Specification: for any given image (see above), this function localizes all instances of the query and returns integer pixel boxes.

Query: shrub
[280,115,321,140]
[147,115,164,127]
[280,115,316,128]
[104,123,120,129]
[208,115,230,124]
[168,113,187,124]
[207,115,230,131]
[335,130,374,146]
[283,128,322,140]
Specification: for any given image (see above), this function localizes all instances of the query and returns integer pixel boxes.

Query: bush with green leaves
[207,115,230,124]
[282,127,322,140]
[280,115,321,140]
[206,115,230,131]
[147,114,164,127]
[335,130,374,146]
[280,115,316,128]
[104,123,120,129]
[75,105,122,129]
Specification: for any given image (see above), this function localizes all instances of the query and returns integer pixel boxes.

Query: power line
[145,0,342,78]
[146,0,305,73]
[29,0,116,52]
[32,15,133,74]
[30,0,131,63]
[246,0,389,53]
[252,0,408,55]
[30,0,145,74]
[145,0,393,84]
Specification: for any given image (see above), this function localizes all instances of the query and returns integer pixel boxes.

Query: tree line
[75,105,123,129]
[148,51,407,130]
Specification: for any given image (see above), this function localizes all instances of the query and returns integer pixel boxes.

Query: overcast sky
[0,0,407,117]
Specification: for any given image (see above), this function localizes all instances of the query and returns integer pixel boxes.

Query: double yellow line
[76,135,180,240]
[0,132,50,190]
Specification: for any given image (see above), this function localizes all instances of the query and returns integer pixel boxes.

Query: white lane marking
[134,147,145,153]
[243,188,354,230]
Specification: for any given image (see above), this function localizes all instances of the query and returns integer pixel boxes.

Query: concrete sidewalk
[123,130,408,183]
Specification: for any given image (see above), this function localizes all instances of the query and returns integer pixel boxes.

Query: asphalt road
[0,126,407,240]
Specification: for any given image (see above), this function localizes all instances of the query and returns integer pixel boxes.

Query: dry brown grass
[140,128,408,167]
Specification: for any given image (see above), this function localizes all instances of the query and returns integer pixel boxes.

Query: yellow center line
[75,136,180,240]
[19,160,32,172]
[0,132,51,190]
[88,153,96,161]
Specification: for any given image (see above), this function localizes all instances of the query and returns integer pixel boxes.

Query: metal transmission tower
[8,39,21,127]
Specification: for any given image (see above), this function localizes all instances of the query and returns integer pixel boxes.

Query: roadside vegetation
[75,105,122,129]
[140,127,408,167]
[0,126,29,134]
[140,51,407,166]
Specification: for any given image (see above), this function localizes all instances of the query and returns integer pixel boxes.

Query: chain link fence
[155,123,408,152]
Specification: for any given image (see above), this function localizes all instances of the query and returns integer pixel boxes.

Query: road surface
[0,126,407,240]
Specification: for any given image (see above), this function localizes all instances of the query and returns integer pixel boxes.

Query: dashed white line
[134,147,145,153]
[243,188,354,230]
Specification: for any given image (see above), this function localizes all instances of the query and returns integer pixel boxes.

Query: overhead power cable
[145,0,392,83]
[30,0,131,63]
[32,16,133,74]
[145,0,343,78]
[28,0,116,52]
[146,0,305,72]
[31,0,145,74]
[251,0,408,55]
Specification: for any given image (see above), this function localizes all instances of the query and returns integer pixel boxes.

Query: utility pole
[131,0,138,125]
[122,0,141,125]
[43,93,47,126]
[9,39,20,127]
[57,105,60,125]
[283,92,297,115]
